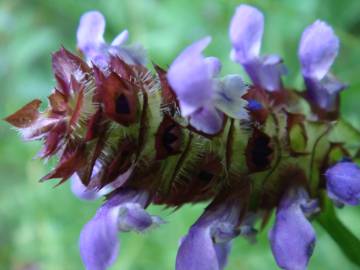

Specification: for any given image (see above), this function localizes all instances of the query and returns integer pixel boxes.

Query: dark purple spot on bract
[252,134,272,168]
[197,170,214,182]
[246,129,273,172]
[116,94,130,114]
[163,124,178,152]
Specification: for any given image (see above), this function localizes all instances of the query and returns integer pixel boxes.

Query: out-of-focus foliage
[0,0,360,269]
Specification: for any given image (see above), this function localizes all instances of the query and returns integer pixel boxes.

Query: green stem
[316,194,360,266]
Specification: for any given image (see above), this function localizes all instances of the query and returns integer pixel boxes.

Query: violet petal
[77,11,106,59]
[299,20,339,80]
[242,55,286,91]
[214,74,248,119]
[79,205,119,270]
[70,162,103,200]
[70,175,100,201]
[269,189,316,270]
[229,4,264,63]
[176,200,241,270]
[229,5,285,91]
[109,44,147,66]
[79,189,152,270]
[214,242,232,270]
[304,74,346,110]
[205,57,222,77]
[176,227,219,270]
[189,106,224,134]
[211,222,240,244]
[117,203,163,232]
[167,37,214,116]
[111,30,129,46]
[325,161,360,205]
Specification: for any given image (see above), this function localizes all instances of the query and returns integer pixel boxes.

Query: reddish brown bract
[4,99,41,128]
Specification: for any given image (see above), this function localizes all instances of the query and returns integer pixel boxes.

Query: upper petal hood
[77,11,106,59]
[299,20,339,80]
[167,37,215,117]
[230,4,264,63]
[229,5,285,91]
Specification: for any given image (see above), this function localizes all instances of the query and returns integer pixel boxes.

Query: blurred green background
[1,0,360,269]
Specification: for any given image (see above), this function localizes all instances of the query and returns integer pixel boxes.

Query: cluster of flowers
[5,4,360,270]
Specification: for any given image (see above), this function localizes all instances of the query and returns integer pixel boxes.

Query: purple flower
[79,189,163,270]
[176,200,241,270]
[167,37,223,134]
[77,11,146,68]
[269,188,317,270]
[229,5,286,91]
[299,20,346,110]
[167,37,248,134]
[325,161,360,205]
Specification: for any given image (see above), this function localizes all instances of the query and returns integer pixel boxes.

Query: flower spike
[4,5,360,270]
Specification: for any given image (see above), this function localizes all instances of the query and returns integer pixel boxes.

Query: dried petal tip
[269,188,316,270]
[325,162,360,205]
